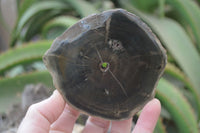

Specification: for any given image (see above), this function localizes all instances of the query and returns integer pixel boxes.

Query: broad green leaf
[165,63,191,86]
[18,0,68,19]
[18,0,39,19]
[43,16,79,31]
[156,79,198,133]
[165,63,200,118]
[165,63,197,93]
[42,16,79,39]
[0,71,53,113]
[12,1,69,46]
[130,0,158,12]
[17,1,68,32]
[24,10,59,41]
[66,0,99,17]
[43,27,66,40]
[0,40,52,74]
[166,0,200,51]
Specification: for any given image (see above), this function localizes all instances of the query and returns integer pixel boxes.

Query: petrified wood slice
[43,9,167,120]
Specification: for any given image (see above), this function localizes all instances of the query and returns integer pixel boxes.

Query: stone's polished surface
[43,9,167,120]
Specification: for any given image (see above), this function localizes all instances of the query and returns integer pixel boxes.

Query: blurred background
[0,0,200,133]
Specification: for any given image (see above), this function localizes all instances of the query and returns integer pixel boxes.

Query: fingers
[17,90,65,133]
[82,117,110,133]
[18,90,161,133]
[132,98,161,133]
[82,99,160,133]
[110,118,132,133]
[50,104,80,133]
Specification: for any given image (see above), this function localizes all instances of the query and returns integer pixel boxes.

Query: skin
[17,90,161,133]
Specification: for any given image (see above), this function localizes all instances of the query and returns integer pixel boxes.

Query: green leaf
[0,71,53,113]
[12,1,69,46]
[17,1,68,32]
[130,0,158,12]
[166,0,200,51]
[24,10,60,41]
[165,63,200,119]
[66,0,99,17]
[156,78,198,133]
[0,40,52,74]
[43,16,79,31]
[18,0,40,19]
[42,16,79,39]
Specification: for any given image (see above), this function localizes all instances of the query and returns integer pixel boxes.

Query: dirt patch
[0,83,88,133]
[0,84,51,133]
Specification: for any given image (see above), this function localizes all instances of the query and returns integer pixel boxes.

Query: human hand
[17,90,161,133]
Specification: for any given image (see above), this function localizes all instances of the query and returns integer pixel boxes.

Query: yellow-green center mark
[102,62,108,68]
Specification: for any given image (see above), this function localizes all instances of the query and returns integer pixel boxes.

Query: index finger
[132,98,161,133]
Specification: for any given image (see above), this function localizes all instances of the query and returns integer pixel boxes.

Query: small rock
[0,83,51,133]
[22,83,51,111]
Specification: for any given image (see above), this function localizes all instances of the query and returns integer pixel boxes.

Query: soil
[0,83,88,133]
[0,84,51,133]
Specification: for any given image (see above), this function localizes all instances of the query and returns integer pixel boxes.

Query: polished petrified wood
[43,9,167,120]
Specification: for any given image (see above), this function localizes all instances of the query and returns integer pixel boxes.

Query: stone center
[100,62,109,72]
